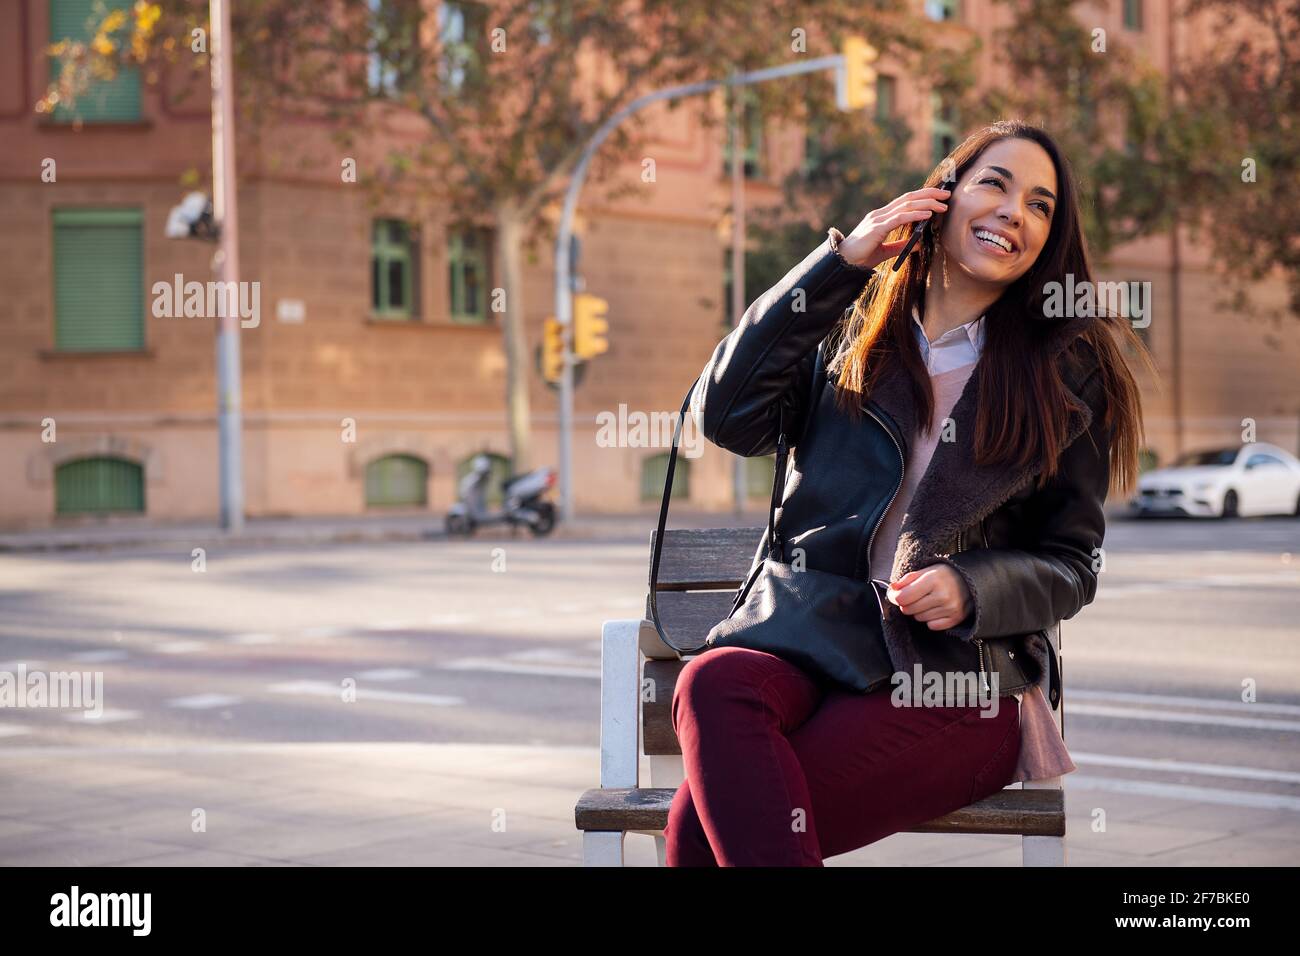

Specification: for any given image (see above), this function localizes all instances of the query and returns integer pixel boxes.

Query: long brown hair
[832,120,1152,495]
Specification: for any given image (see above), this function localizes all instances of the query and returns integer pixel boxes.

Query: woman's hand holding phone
[835,187,950,271]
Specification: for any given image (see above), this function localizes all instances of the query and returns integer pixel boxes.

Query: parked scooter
[445,454,558,537]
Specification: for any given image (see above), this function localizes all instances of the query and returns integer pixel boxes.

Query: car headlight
[1192,481,1215,494]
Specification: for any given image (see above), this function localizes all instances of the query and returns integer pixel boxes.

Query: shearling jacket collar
[853,315,1099,676]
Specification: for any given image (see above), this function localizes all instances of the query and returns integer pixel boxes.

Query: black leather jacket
[690,228,1113,705]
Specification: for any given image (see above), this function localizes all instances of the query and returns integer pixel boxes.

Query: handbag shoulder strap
[648,380,788,654]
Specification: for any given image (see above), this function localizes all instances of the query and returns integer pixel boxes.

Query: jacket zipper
[954,523,992,694]
[860,407,989,698]
[862,405,904,576]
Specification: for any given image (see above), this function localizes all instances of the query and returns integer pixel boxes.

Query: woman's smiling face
[937,136,1058,287]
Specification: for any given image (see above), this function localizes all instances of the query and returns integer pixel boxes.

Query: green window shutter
[55,457,145,514]
[365,454,428,507]
[49,0,143,122]
[53,208,144,351]
[722,88,763,179]
[371,219,416,319]
[641,453,688,502]
[1123,0,1143,30]
[875,75,896,121]
[448,227,490,324]
[931,92,959,167]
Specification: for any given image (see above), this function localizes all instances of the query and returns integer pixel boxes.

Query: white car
[1132,443,1300,518]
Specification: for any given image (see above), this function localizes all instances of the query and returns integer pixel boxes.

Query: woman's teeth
[974,229,1013,253]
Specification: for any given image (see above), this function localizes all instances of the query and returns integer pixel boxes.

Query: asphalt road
[1,514,1297,818]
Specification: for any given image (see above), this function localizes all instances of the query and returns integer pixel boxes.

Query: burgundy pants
[665,646,1021,866]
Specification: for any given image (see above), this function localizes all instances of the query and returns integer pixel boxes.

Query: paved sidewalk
[0,510,771,554]
[2,742,1293,866]
[0,503,1136,554]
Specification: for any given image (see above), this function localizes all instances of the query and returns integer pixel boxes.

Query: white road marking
[69,650,130,663]
[1067,703,1300,732]
[0,725,32,738]
[167,694,242,710]
[511,647,598,662]
[226,632,278,645]
[429,613,475,627]
[368,621,416,631]
[67,709,141,723]
[299,626,344,639]
[1070,689,1300,717]
[356,668,421,681]
[1070,752,1300,784]
[267,680,463,707]
[1069,774,1300,812]
[156,641,205,654]
[1097,570,1300,597]
[439,657,599,679]
[553,602,590,614]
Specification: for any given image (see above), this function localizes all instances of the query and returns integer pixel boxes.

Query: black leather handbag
[647,379,897,693]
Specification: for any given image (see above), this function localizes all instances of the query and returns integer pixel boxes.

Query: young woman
[666,120,1148,866]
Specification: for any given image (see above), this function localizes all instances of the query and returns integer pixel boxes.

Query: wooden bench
[574,527,1068,866]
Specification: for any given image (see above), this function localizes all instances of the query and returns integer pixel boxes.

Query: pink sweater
[869,362,1076,785]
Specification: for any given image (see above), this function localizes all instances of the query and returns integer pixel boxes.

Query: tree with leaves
[42,0,942,471]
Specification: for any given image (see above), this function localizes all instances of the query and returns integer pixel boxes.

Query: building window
[48,0,142,122]
[641,453,689,502]
[723,88,764,179]
[372,219,418,319]
[930,93,959,168]
[366,0,419,96]
[55,457,144,515]
[1131,321,1151,353]
[746,454,776,500]
[1066,65,1098,134]
[1125,279,1152,355]
[365,454,429,507]
[448,226,492,324]
[875,75,897,121]
[53,208,144,351]
[803,98,828,173]
[1123,0,1143,31]
[438,1,489,92]
[455,451,511,507]
[925,0,961,22]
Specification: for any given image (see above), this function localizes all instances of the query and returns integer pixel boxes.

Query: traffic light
[837,36,879,112]
[573,293,609,359]
[542,316,564,384]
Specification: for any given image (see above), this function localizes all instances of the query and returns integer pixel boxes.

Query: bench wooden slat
[642,658,687,756]
[575,787,1064,837]
[645,590,736,655]
[649,527,764,590]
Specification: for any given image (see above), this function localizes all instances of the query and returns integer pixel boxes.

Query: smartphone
[890,219,928,272]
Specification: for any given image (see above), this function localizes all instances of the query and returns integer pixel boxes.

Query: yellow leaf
[135,2,162,34]
[101,9,128,32]
[92,35,116,56]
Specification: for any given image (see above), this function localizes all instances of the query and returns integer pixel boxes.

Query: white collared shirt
[911,304,985,374]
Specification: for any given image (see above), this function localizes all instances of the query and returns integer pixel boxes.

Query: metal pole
[1165,1,1184,460]
[553,55,844,522]
[211,0,244,532]
[729,80,746,515]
